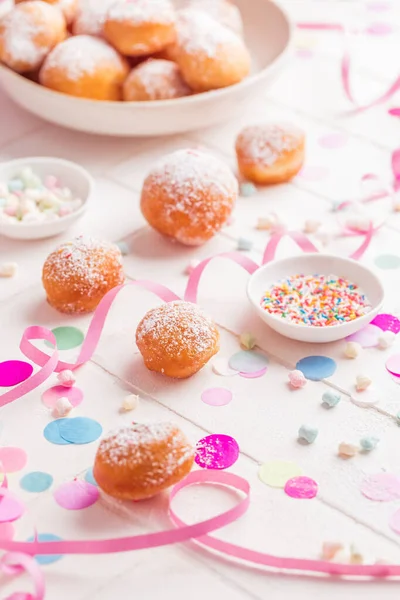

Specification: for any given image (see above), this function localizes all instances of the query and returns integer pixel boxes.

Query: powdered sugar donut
[72,0,117,36]
[0,1,66,73]
[39,35,130,100]
[123,59,191,101]
[42,236,125,314]
[136,301,220,378]
[103,0,177,57]
[140,148,238,245]
[185,0,243,36]
[235,123,306,185]
[94,423,194,500]
[15,0,78,25]
[174,10,250,92]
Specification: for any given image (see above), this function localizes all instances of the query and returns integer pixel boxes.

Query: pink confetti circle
[54,480,99,510]
[371,314,400,333]
[0,361,33,387]
[0,447,27,473]
[284,476,318,499]
[42,385,83,409]
[361,473,400,501]
[201,387,232,407]
[0,492,24,523]
[318,133,348,149]
[366,1,392,11]
[389,508,400,534]
[195,434,239,470]
[296,49,314,59]
[297,166,330,182]
[386,354,400,376]
[366,21,393,35]
[346,324,381,347]
[239,368,267,379]
[0,522,14,540]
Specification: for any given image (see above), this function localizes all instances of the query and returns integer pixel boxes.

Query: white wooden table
[1,1,400,598]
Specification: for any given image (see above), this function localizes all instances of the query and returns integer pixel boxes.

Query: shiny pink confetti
[366,21,393,34]
[366,1,392,11]
[0,448,27,473]
[41,385,83,409]
[0,492,24,523]
[0,522,14,540]
[346,324,381,347]
[318,133,348,149]
[386,354,400,376]
[297,166,330,182]
[195,434,239,470]
[371,314,400,333]
[389,508,400,534]
[54,480,99,510]
[239,368,267,379]
[389,108,400,117]
[361,473,400,501]
[0,361,33,387]
[201,387,233,407]
[284,476,318,499]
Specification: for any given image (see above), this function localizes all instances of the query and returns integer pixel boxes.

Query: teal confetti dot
[229,350,268,374]
[43,419,71,445]
[374,254,400,270]
[27,533,63,565]
[20,471,53,493]
[45,326,84,351]
[296,356,337,381]
[58,417,102,445]
[84,468,99,487]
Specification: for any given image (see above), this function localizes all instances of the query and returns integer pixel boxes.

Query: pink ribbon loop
[1,552,45,600]
[262,231,318,264]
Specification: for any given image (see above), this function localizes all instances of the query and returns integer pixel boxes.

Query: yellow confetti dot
[258,460,303,488]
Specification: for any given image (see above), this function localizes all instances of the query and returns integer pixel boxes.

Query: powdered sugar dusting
[73,0,117,35]
[142,149,237,240]
[43,236,123,295]
[107,0,176,25]
[177,9,241,57]
[136,300,219,362]
[42,35,124,81]
[185,0,243,35]
[236,123,305,167]
[126,59,190,100]
[97,423,194,486]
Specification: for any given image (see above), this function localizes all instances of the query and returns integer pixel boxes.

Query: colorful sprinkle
[195,434,239,470]
[296,356,337,381]
[284,476,318,499]
[260,274,371,327]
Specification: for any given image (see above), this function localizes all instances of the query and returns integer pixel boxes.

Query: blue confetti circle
[84,467,99,487]
[43,419,71,445]
[228,351,268,374]
[296,356,337,381]
[27,533,64,565]
[58,417,102,445]
[20,471,53,493]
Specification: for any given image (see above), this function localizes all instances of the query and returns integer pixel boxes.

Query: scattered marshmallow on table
[298,424,318,444]
[321,390,341,408]
[53,397,73,418]
[121,394,140,412]
[344,342,361,359]
[288,370,307,389]
[378,331,395,349]
[239,332,256,350]
[0,262,18,278]
[57,370,76,388]
[355,374,372,391]
[338,442,358,458]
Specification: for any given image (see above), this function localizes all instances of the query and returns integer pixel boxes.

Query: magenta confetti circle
[54,480,99,510]
[318,133,348,149]
[195,434,239,470]
[0,361,33,387]
[386,355,400,377]
[201,388,232,407]
[42,385,83,409]
[389,508,400,535]
[239,368,267,379]
[284,476,318,499]
[371,314,400,334]
[361,473,400,501]
[346,324,381,347]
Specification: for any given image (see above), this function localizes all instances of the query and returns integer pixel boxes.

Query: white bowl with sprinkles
[247,254,384,343]
[0,157,93,240]
[0,0,291,136]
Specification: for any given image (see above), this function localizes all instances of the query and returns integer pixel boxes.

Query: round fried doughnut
[42,236,125,314]
[15,0,78,25]
[0,1,66,73]
[174,10,250,92]
[93,423,194,500]
[235,123,306,185]
[123,59,191,101]
[103,0,177,57]
[72,0,116,36]
[39,35,129,100]
[136,301,220,378]
[140,148,238,245]
[186,0,243,36]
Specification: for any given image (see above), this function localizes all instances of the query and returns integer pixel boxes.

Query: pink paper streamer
[1,552,45,600]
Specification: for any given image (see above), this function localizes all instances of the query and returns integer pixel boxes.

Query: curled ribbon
[1,552,45,600]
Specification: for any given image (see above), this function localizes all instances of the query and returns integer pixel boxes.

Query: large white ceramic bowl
[0,0,292,136]
[247,254,385,343]
[0,157,93,240]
